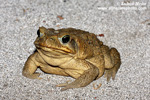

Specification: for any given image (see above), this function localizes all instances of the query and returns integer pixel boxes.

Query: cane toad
[22,27,121,91]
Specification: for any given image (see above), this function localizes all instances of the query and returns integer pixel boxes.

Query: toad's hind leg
[104,48,121,81]
[57,65,99,91]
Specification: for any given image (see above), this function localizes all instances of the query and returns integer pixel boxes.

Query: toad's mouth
[35,44,74,54]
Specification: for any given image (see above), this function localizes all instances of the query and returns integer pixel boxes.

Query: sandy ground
[0,0,150,100]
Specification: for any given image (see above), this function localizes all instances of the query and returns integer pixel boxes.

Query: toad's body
[23,27,121,91]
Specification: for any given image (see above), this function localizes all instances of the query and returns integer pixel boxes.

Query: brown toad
[22,27,121,91]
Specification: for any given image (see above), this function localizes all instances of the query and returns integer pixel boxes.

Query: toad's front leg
[22,53,41,79]
[57,63,99,91]
[23,52,69,79]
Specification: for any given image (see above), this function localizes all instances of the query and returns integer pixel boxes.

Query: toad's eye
[59,35,70,44]
[37,29,44,37]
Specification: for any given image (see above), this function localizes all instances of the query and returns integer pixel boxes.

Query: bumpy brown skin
[22,27,121,91]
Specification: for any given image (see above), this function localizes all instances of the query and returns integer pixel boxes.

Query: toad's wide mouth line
[35,44,73,54]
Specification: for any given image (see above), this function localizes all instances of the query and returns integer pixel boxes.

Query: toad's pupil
[62,35,70,43]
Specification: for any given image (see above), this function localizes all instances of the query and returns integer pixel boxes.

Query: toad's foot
[104,62,120,82]
[22,72,42,79]
[56,80,71,87]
